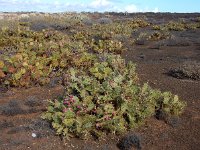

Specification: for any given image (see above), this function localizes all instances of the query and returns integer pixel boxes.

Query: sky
[0,0,200,13]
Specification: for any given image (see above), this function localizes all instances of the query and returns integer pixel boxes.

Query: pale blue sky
[0,0,199,13]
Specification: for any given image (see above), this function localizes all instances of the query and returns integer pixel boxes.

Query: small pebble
[32,133,37,138]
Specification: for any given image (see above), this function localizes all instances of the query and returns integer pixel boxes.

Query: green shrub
[148,31,170,41]
[128,18,150,28]
[0,23,126,87]
[91,39,124,54]
[152,25,161,30]
[92,22,133,38]
[185,23,199,29]
[42,54,186,139]
[165,21,185,31]
[158,21,200,31]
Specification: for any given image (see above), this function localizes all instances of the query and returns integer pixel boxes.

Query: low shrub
[165,21,185,31]
[42,54,186,139]
[128,18,150,28]
[168,61,200,80]
[185,23,200,29]
[91,39,124,54]
[148,31,170,41]
[152,25,161,30]
[0,24,128,87]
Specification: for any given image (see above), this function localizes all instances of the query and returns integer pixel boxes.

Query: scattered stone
[32,133,37,138]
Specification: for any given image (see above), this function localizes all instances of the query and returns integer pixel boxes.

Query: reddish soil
[0,13,200,150]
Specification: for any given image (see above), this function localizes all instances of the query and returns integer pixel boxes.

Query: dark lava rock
[166,116,182,128]
[0,120,14,130]
[24,96,42,107]
[118,134,142,150]
[138,53,145,59]
[8,139,26,146]
[8,100,20,107]
[135,39,146,45]
[50,24,69,31]
[7,126,31,134]
[166,38,191,47]
[0,85,8,93]
[155,109,168,121]
[1,100,26,116]
[155,110,181,128]
[1,99,38,116]
[48,77,62,87]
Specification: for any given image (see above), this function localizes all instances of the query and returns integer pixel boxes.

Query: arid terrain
[0,12,200,150]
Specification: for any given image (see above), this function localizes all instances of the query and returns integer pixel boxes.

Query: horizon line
[0,11,200,14]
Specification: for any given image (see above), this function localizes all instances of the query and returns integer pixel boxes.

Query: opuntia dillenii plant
[42,53,186,139]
